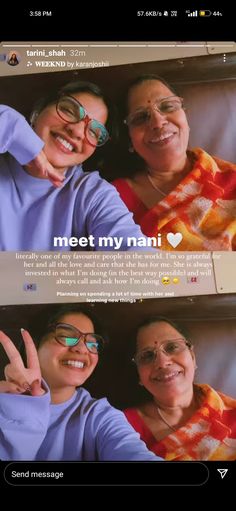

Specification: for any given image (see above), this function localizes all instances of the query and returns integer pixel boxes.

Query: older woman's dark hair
[133,316,191,355]
[124,74,177,117]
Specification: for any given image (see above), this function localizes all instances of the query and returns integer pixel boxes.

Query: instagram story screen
[0,34,236,488]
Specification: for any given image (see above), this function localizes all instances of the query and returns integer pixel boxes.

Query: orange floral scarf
[124,384,236,460]
[113,148,236,250]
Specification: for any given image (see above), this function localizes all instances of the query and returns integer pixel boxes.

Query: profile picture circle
[7,51,20,66]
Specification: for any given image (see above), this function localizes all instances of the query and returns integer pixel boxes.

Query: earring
[128,146,134,153]
[30,111,38,128]
[138,381,143,386]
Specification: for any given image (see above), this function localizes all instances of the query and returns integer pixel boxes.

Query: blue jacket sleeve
[75,172,155,251]
[0,391,50,460]
[84,400,163,461]
[0,105,44,164]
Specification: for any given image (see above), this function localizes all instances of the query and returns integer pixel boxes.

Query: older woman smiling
[124,316,236,460]
[113,74,236,250]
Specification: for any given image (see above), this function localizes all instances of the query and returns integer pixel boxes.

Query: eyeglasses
[56,95,109,147]
[132,338,191,366]
[51,322,105,355]
[124,96,183,128]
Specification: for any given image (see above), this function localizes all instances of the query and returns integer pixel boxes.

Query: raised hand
[25,149,65,188]
[0,329,44,396]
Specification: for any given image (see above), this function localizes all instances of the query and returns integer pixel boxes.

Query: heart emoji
[167,232,183,248]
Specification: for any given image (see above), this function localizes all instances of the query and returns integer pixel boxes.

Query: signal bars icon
[186,10,198,17]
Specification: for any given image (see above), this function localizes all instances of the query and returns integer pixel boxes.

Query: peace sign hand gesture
[0,329,44,396]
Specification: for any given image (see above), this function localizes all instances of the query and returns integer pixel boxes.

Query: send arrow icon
[217,469,228,479]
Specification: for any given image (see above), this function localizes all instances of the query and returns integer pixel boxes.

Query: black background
[0,460,234,487]
[0,5,235,41]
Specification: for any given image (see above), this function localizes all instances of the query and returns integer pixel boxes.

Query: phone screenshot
[0,5,235,490]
